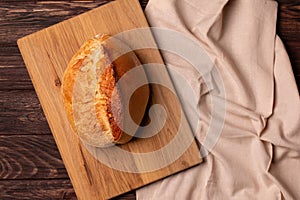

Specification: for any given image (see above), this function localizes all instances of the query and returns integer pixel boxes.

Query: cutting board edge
[16,0,203,199]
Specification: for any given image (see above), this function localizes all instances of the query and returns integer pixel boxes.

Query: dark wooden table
[0,0,299,199]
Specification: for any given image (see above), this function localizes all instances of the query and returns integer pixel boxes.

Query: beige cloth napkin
[137,0,300,199]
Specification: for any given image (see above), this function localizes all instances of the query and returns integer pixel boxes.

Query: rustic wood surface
[0,0,299,199]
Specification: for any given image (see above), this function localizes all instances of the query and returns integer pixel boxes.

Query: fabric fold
[137,0,300,199]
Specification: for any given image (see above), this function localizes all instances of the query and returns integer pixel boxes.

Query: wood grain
[0,67,33,90]
[0,135,67,179]
[0,91,51,135]
[17,0,202,199]
[0,179,135,200]
[0,179,76,199]
[0,1,109,45]
[0,0,299,200]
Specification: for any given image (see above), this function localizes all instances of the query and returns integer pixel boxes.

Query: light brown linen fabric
[137,0,300,199]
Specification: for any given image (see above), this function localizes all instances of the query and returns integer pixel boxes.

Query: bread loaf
[62,34,149,147]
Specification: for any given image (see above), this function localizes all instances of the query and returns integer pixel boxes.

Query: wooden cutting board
[17,0,202,199]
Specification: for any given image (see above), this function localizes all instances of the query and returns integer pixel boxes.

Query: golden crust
[94,64,122,141]
[62,34,149,147]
